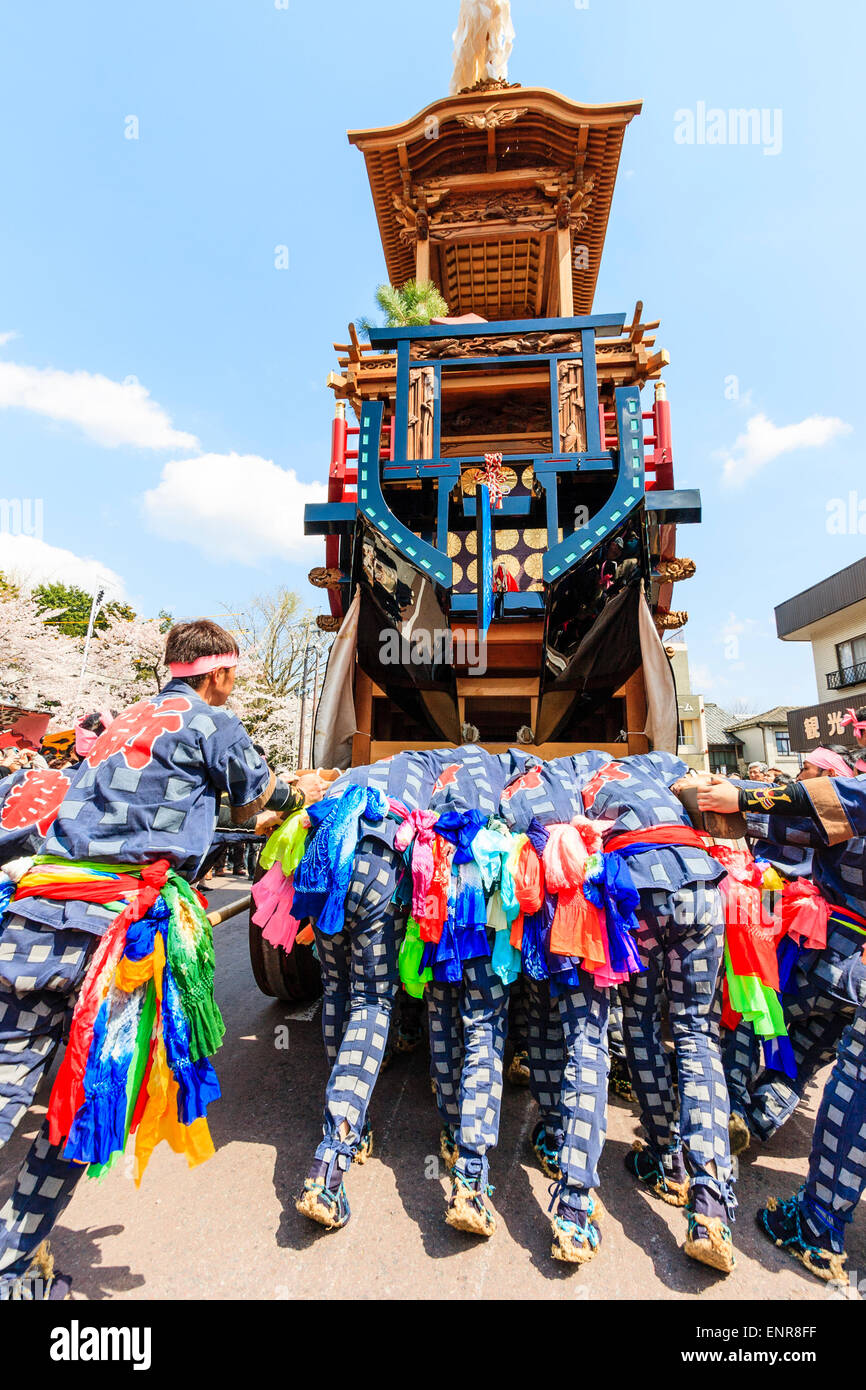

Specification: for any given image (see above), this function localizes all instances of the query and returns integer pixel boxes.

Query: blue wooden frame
[367,313,627,348]
[303,316,698,607]
[542,384,646,583]
[476,485,494,636]
[353,399,452,587]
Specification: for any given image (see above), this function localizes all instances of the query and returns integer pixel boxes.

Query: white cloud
[142,453,328,564]
[0,360,199,450]
[720,412,852,487]
[0,330,18,347]
[0,533,125,599]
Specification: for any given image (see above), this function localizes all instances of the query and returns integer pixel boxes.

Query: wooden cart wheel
[247,860,322,1002]
[248,918,322,1002]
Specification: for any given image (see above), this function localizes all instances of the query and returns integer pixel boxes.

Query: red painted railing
[599,386,673,490]
[329,408,394,505]
[324,407,395,621]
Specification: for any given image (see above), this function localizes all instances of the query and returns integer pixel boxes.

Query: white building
[723,707,800,779]
[775,556,866,754]
[666,642,709,772]
[703,702,744,774]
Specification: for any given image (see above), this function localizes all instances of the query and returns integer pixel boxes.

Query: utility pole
[310,646,321,768]
[296,621,312,767]
[76,586,105,715]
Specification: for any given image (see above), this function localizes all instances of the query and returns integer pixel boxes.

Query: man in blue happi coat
[498,750,621,1264]
[0,620,308,1299]
[724,754,858,1152]
[295,748,444,1231]
[577,752,737,1274]
[422,746,521,1239]
[701,770,866,1279]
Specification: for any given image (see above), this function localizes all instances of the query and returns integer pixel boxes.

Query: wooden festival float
[249,13,701,1000]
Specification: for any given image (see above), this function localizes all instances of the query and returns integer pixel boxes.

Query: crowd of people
[260,723,866,1281]
[0,617,865,1297]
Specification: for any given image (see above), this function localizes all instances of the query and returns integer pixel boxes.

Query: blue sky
[1,0,864,714]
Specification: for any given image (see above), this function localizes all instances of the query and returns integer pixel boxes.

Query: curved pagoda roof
[348,84,642,319]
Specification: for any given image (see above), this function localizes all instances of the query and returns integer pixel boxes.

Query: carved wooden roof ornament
[348,71,640,317]
[454,104,528,130]
[654,611,689,631]
[431,187,555,232]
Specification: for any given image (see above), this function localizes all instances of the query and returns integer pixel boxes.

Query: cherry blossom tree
[0,584,307,768]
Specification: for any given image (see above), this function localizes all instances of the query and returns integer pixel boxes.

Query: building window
[679,719,697,750]
[775,731,791,756]
[836,634,866,683]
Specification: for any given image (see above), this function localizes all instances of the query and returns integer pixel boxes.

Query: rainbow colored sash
[9,856,224,1183]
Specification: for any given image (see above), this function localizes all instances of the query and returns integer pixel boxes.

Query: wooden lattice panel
[440,237,541,320]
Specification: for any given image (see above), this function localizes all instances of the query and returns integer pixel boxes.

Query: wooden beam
[557,224,574,316]
[534,233,549,316]
[207,895,252,927]
[424,167,563,194]
[351,732,372,763]
[457,676,537,697]
[352,666,373,765]
[624,669,649,754]
[486,126,496,174]
[397,140,411,198]
[451,621,544,644]
[627,299,644,343]
[645,349,671,376]
[441,368,549,394]
[369,741,630,760]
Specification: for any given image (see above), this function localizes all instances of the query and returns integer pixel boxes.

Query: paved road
[3,882,862,1301]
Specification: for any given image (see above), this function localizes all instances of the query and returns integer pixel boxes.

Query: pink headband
[74,710,115,758]
[169,653,238,679]
[841,708,866,737]
[804,747,852,778]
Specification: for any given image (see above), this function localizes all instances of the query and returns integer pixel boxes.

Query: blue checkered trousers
[309,752,443,1180]
[499,753,616,1210]
[619,884,733,1194]
[0,915,96,1285]
[743,815,866,1142]
[798,1001,866,1255]
[722,1018,762,1121]
[424,748,519,1185]
[525,974,610,1210]
[746,912,865,1141]
[428,942,509,1175]
[312,838,405,1178]
[608,996,627,1061]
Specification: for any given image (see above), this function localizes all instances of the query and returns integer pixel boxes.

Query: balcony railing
[827,661,866,690]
